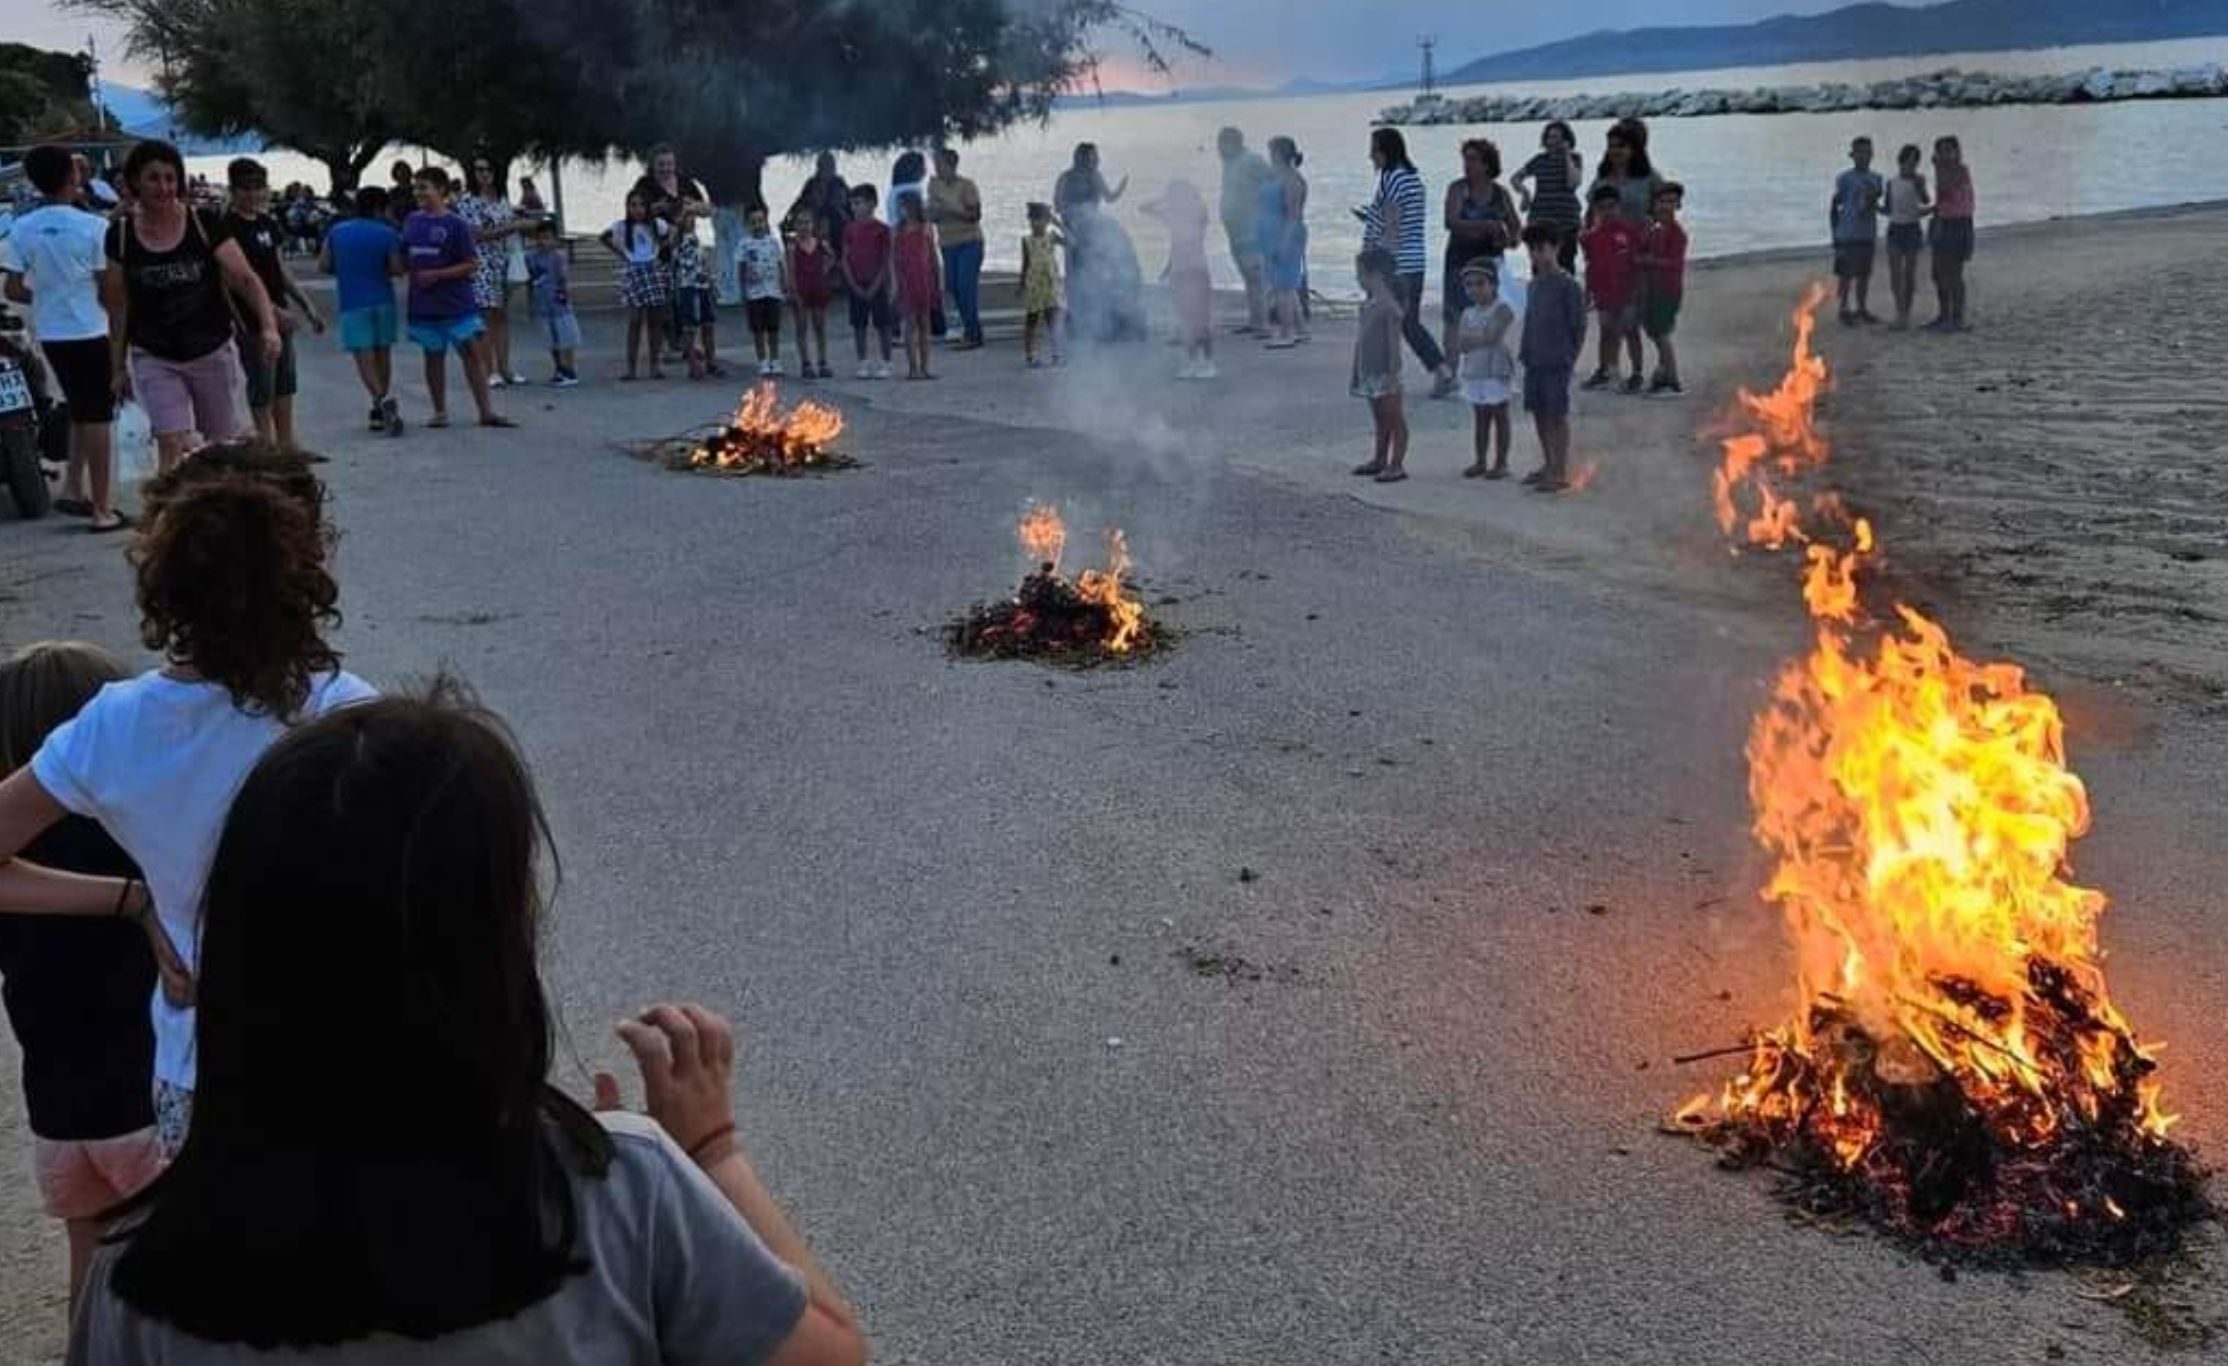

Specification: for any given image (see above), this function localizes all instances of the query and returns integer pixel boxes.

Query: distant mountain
[102,84,260,155]
[1441,0,2228,85]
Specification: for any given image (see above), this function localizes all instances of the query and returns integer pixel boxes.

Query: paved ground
[3,211,2224,1362]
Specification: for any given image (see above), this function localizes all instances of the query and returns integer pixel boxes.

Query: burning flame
[1007,504,1147,656]
[689,385,846,473]
[1019,501,1068,571]
[1690,287,2176,1236]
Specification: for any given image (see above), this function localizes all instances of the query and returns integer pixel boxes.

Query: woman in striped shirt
[1358,128,1455,397]
[1512,121,1584,273]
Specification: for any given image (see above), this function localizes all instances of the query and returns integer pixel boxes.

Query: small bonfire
[948,502,1162,665]
[656,385,853,476]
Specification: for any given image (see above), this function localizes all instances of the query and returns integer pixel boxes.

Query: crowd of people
[0,444,868,1364]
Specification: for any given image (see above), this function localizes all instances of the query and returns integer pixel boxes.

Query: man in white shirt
[0,145,123,531]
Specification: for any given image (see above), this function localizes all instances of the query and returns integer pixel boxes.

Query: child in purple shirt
[402,166,511,428]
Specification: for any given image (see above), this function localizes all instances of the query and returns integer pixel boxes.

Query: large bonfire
[948,502,1159,664]
[1677,286,2210,1265]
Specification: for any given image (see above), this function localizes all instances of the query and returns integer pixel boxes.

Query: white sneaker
[767,360,785,378]
[1196,360,1219,380]
[856,362,874,379]
[874,360,893,379]
[488,374,508,390]
[1176,359,1199,380]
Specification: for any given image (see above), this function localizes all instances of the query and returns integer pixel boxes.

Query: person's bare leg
[349,350,384,403]
[373,347,392,399]
[423,350,449,420]
[1596,325,1616,377]
[625,313,643,376]
[1546,415,1571,478]
[1655,335,1680,386]
[1623,326,1643,378]
[58,442,87,502]
[250,404,276,444]
[1369,406,1390,469]
[76,421,114,518]
[272,396,296,451]
[1467,406,1489,474]
[155,431,190,474]
[1241,257,1266,331]
[489,307,512,378]
[1384,397,1409,472]
[1492,405,1512,470]
[65,1216,103,1311]
[460,338,498,420]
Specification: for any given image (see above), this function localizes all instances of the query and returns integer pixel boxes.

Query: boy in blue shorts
[320,185,405,434]
[402,166,512,429]
[1518,222,1587,493]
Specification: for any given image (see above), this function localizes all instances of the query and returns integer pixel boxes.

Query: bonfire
[661,385,852,476]
[1675,286,2211,1266]
[948,502,1160,664]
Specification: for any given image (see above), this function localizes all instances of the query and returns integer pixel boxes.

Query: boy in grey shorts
[1518,223,1587,493]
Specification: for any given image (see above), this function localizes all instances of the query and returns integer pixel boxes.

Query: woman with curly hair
[0,441,376,1157]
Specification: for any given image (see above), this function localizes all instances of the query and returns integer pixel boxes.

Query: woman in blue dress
[1257,137,1309,348]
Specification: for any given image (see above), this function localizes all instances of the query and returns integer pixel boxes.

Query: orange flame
[1018,501,1067,571]
[690,385,846,472]
[1697,288,2173,1185]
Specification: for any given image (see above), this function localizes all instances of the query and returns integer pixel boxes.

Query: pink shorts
[32,1128,164,1220]
[130,341,246,442]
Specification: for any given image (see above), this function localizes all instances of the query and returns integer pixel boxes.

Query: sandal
[1520,468,1545,486]
[479,415,519,429]
[1461,464,1487,479]
[1483,467,1511,481]
[427,412,452,429]
[1373,468,1409,484]
[87,512,133,534]
[1351,461,1386,477]
[1530,477,1571,494]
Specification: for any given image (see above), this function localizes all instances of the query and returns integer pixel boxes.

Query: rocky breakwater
[1379,64,2228,126]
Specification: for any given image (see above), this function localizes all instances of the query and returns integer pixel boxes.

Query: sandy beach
[3,202,2226,1362]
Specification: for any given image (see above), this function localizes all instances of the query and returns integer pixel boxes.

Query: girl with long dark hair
[66,686,866,1365]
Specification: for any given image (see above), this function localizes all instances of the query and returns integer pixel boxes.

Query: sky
[11,0,1867,90]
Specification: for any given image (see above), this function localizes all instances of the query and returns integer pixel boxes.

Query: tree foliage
[0,42,111,147]
[69,0,1203,199]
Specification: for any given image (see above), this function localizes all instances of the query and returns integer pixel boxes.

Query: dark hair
[225,157,267,190]
[1460,137,1501,180]
[850,183,879,205]
[1073,142,1099,166]
[1898,143,1923,163]
[1590,182,1623,206]
[897,189,926,221]
[391,159,414,181]
[1370,127,1414,173]
[1599,117,1655,179]
[122,140,187,193]
[1521,221,1564,249]
[1026,201,1052,222]
[469,151,506,198]
[1268,135,1302,169]
[1542,120,1576,149]
[414,165,452,193]
[935,147,959,168]
[131,442,341,721]
[109,681,611,1347]
[23,144,73,196]
[1356,246,1399,283]
[891,150,926,185]
[1654,180,1685,203]
[352,184,388,217]
[1935,134,1962,154]
[0,641,127,772]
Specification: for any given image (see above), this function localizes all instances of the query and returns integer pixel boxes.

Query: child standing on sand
[1928,136,1975,331]
[1021,203,1066,368]
[1885,144,1932,330]
[892,191,942,381]
[1639,182,1688,396]
[1579,183,1644,394]
[1519,223,1587,493]
[1831,135,1885,326]
[1143,179,1216,379]
[1350,247,1409,484]
[786,212,834,379]
[1455,261,1516,479]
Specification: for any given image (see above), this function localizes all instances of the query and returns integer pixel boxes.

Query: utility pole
[1418,35,1438,100]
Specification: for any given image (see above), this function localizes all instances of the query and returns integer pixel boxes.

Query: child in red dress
[786,213,835,379]
[892,192,943,381]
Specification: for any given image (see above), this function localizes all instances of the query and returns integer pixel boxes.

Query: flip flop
[87,512,133,534]
[1530,478,1571,494]
[1373,468,1409,484]
[1462,465,1487,479]
[427,413,452,428]
[1483,467,1511,481]
[1351,462,1386,477]
[479,415,519,429]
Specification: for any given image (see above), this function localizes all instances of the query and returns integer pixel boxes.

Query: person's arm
[1479,300,1514,349]
[0,254,27,305]
[1102,171,1127,205]
[315,236,334,276]
[277,259,325,333]
[962,181,982,225]
[100,250,131,397]
[1829,176,1845,238]
[600,226,626,261]
[213,237,281,360]
[1567,281,1588,365]
[598,1005,866,1365]
[1510,157,1536,213]
[839,240,867,295]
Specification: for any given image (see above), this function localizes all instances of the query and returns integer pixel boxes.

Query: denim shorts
[338,304,399,353]
[408,313,487,355]
[1523,363,1573,418]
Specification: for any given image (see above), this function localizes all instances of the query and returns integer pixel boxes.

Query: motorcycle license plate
[0,366,30,415]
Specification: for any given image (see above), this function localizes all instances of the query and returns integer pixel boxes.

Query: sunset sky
[13,0,1861,90]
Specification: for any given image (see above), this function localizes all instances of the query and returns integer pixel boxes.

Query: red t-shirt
[841,220,890,293]
[1642,219,1688,301]
[1580,217,1644,311]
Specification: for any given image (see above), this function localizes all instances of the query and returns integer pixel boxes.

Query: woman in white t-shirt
[65,687,865,1366]
[0,443,375,1156]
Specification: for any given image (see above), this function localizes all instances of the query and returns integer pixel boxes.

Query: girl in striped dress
[1513,121,1584,273]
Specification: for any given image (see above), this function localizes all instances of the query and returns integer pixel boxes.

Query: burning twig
[1675,287,2214,1268]
[948,502,1165,666]
[643,385,855,477]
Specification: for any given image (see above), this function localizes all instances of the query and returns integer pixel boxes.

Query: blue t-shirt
[402,210,478,321]
[1833,168,1884,242]
[325,217,400,313]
